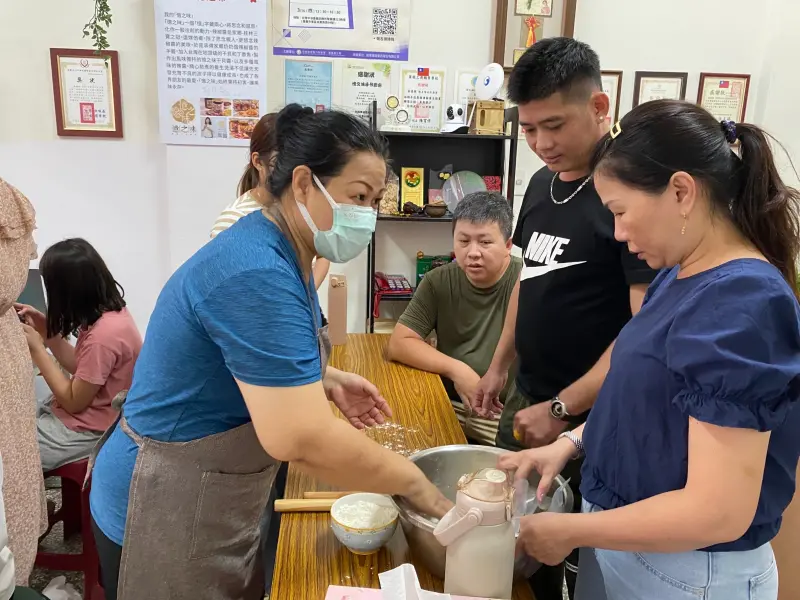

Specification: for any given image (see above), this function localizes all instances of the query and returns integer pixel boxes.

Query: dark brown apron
[86,258,330,599]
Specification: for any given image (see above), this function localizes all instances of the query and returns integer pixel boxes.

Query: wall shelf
[379,288,417,302]
[381,131,513,141]
[378,213,454,222]
[365,101,519,332]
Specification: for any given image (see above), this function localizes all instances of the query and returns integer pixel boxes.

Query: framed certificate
[632,71,688,107]
[494,0,577,71]
[601,70,623,124]
[50,48,123,138]
[697,73,751,123]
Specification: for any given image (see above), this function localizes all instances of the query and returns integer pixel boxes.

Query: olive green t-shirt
[398,257,522,403]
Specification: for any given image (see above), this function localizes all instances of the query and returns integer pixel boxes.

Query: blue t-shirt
[581,259,800,552]
[90,211,322,545]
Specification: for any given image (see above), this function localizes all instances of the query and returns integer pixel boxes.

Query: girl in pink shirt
[16,238,142,471]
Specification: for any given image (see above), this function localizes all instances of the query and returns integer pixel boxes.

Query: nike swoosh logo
[521,261,587,280]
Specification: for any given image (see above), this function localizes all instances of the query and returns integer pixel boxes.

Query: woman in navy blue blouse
[500,100,800,600]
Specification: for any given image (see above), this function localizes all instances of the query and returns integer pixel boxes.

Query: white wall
[0,0,495,333]
[514,0,799,205]
[0,0,167,331]
[755,0,800,189]
[1,0,798,332]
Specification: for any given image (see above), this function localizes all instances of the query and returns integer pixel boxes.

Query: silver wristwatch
[557,430,584,460]
[549,395,580,423]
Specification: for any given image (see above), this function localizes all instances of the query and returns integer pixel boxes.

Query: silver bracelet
[557,430,584,460]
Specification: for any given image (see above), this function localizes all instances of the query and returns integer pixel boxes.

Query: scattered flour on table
[363,422,420,457]
[333,501,398,528]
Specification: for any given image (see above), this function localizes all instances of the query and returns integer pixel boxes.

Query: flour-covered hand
[474,368,506,419]
[324,369,392,429]
[451,363,482,414]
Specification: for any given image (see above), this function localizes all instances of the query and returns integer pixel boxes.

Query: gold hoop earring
[681,213,687,236]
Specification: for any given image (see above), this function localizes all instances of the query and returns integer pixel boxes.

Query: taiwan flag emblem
[417,67,430,77]
[719,80,730,88]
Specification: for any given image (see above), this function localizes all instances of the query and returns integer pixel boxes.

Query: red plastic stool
[36,459,105,600]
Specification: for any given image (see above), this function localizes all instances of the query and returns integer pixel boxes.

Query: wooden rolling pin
[303,491,359,500]
[274,498,335,513]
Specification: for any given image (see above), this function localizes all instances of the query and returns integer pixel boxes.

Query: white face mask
[297,174,377,263]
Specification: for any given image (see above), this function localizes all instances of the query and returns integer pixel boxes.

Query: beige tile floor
[29,483,84,595]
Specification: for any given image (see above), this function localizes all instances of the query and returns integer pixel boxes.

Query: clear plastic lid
[457,468,512,503]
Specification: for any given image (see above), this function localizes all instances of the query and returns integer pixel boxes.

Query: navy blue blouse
[581,259,800,552]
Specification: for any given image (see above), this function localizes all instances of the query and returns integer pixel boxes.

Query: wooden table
[270,334,534,600]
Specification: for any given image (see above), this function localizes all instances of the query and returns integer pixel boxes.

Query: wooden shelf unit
[365,102,520,332]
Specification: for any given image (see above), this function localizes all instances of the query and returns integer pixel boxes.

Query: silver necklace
[550,173,593,205]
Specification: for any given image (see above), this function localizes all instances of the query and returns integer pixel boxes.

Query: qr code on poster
[372,7,398,37]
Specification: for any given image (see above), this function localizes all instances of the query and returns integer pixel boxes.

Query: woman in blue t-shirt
[500,100,800,600]
[87,105,451,600]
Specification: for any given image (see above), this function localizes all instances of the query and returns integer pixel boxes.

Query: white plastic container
[433,468,516,599]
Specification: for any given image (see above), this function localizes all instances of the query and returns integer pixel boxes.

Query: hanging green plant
[83,0,113,54]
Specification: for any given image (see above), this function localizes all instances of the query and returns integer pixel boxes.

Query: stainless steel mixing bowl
[391,444,574,581]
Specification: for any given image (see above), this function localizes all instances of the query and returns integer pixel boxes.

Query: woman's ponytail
[590,100,800,294]
[237,113,278,198]
[237,163,260,198]
[731,123,800,293]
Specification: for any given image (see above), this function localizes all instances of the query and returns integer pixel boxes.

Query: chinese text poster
[272,0,411,61]
[154,0,268,146]
[285,60,333,111]
[401,66,445,133]
[341,61,391,122]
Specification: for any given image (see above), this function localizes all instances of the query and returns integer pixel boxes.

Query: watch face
[550,400,565,419]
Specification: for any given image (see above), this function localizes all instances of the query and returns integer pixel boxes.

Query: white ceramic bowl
[330,493,399,555]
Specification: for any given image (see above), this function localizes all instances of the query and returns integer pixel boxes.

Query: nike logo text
[524,232,570,264]
[522,231,585,280]
[521,261,586,280]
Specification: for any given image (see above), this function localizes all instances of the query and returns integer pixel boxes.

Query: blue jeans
[575,500,778,600]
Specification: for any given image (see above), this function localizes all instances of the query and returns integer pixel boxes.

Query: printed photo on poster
[272,0,411,61]
[201,98,232,117]
[229,118,259,140]
[342,62,391,122]
[285,60,333,111]
[401,66,445,133]
[200,116,229,139]
[697,73,750,123]
[154,0,268,146]
[50,48,123,138]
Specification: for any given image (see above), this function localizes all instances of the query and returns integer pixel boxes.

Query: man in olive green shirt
[387,192,522,444]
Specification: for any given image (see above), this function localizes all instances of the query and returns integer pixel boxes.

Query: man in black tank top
[474,38,658,600]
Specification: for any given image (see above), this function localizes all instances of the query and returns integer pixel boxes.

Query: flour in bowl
[333,500,398,529]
